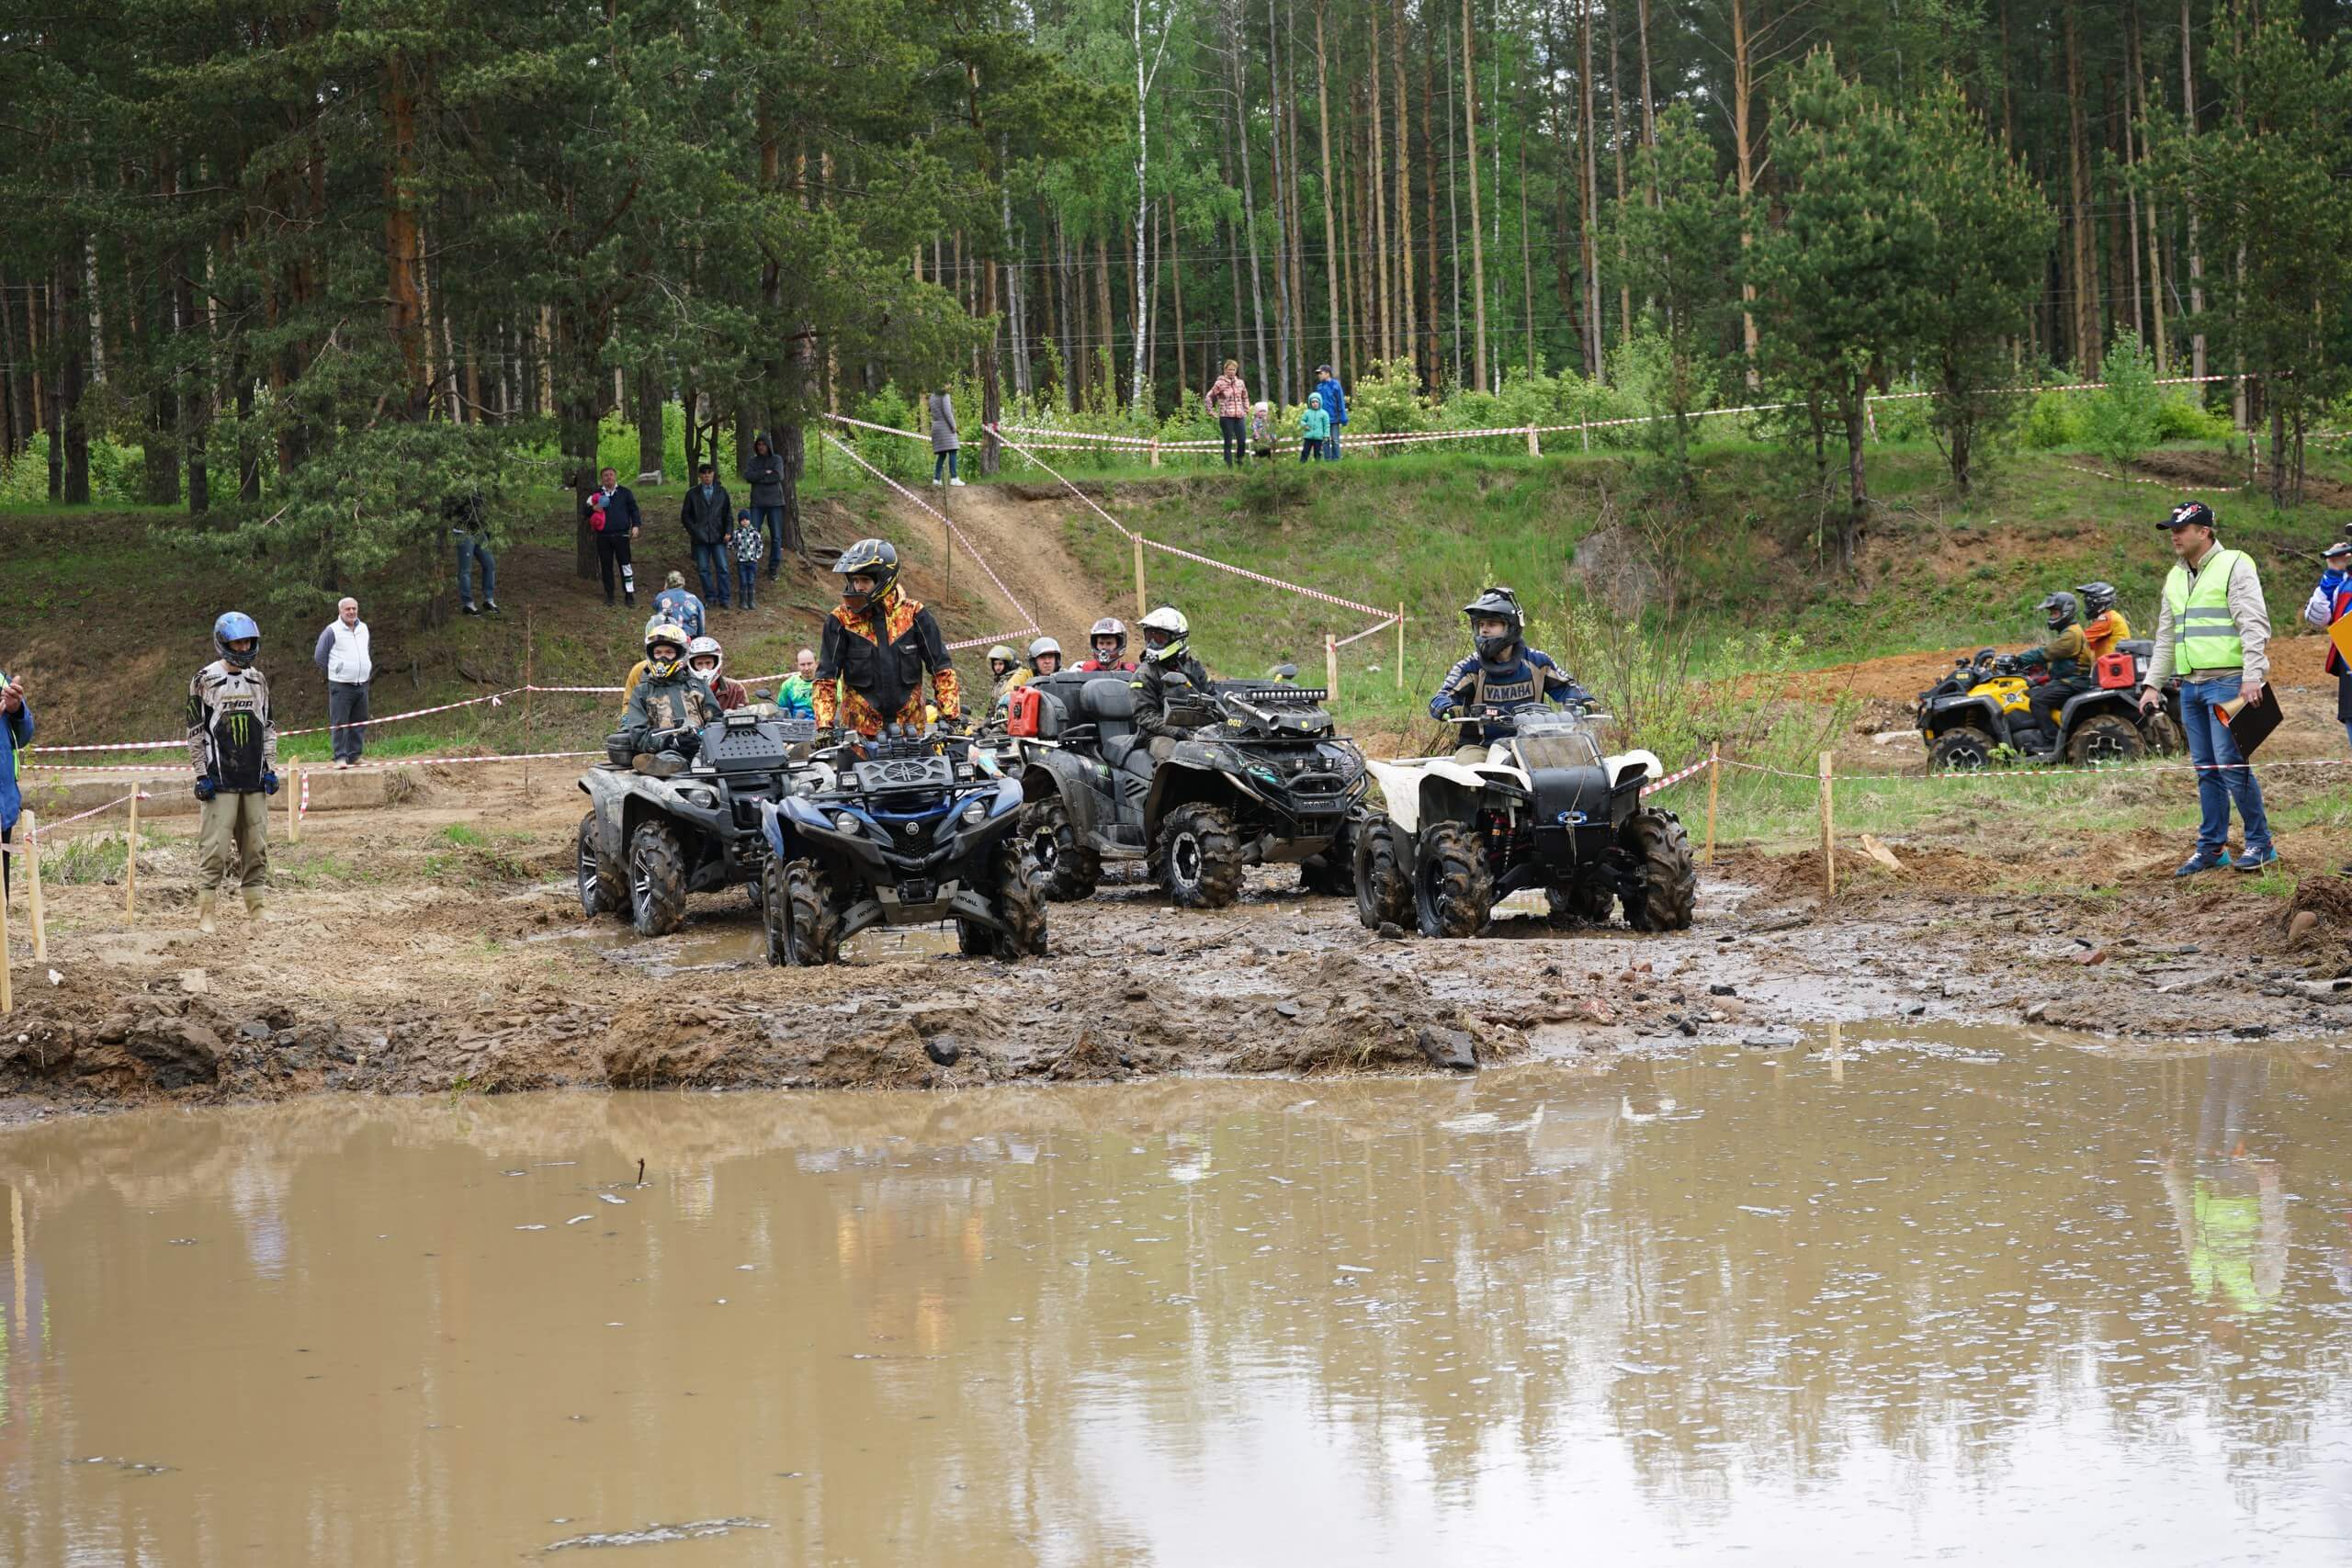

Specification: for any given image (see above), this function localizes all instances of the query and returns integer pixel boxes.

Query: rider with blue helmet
[185,611,279,931]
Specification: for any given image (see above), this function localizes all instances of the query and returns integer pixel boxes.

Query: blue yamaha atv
[758,725,1044,964]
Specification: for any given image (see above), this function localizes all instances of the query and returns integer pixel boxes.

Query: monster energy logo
[222,711,258,750]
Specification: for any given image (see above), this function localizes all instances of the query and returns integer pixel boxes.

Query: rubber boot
[197,889,218,935]
[243,886,266,918]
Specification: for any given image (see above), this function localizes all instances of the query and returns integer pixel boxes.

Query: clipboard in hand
[2218,682,2282,759]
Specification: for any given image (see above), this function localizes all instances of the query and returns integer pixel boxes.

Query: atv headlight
[961,800,988,825]
[832,812,859,834]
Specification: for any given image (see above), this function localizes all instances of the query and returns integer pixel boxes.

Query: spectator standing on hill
[1300,393,1331,463]
[1312,365,1348,457]
[2143,501,2276,877]
[584,467,642,607]
[0,669,32,899]
[929,385,965,487]
[741,433,788,581]
[445,491,499,615]
[1249,400,1274,459]
[730,511,763,611]
[680,462,734,608]
[1208,361,1250,466]
[311,597,372,769]
[653,570,705,640]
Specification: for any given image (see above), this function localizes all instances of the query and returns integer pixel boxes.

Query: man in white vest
[312,596,373,769]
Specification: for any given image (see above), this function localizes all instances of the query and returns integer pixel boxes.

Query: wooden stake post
[1395,604,1406,691]
[1817,751,1836,898]
[522,611,536,796]
[125,790,139,920]
[1703,743,1721,865]
[1133,536,1147,618]
[21,810,41,963]
[1325,635,1340,706]
[288,767,301,843]
[1525,425,1540,457]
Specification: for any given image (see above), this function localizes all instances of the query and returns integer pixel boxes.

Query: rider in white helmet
[1131,605,1213,759]
[1027,636,1063,678]
[685,635,749,710]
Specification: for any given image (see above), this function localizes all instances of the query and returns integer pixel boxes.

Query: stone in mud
[1741,1029,1801,1050]
[2287,910,2321,949]
[1417,1026,1479,1072]
[127,1019,222,1089]
[1376,922,1406,941]
[236,1020,274,1041]
[923,1035,963,1066]
[1273,1000,1301,1019]
[1709,984,1737,997]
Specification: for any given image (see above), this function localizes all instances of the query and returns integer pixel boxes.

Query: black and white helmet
[1139,606,1191,664]
[2074,581,2118,618]
[685,635,723,678]
[1088,616,1128,660]
[1463,586,1524,662]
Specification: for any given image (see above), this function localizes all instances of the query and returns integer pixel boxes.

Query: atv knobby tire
[1623,807,1698,932]
[775,859,842,966]
[1411,820,1494,939]
[577,811,626,919]
[984,843,1048,958]
[1546,882,1616,929]
[628,818,689,937]
[2066,713,2144,767]
[760,856,792,966]
[1022,792,1100,900]
[1153,803,1245,908]
[1927,728,1998,773]
[1352,812,1412,931]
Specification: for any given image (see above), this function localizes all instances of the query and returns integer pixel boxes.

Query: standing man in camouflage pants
[187,611,280,933]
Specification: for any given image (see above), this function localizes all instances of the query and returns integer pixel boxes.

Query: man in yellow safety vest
[2142,500,2276,876]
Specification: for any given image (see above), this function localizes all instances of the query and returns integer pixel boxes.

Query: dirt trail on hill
[888,485,1111,648]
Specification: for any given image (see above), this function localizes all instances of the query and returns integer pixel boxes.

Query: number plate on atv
[854,754,956,793]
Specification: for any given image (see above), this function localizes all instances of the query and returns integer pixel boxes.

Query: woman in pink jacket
[1206,360,1250,467]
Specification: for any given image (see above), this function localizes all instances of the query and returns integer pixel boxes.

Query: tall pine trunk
[1392,0,1415,386]
[1314,0,1341,377]
[1461,0,1488,392]
[1368,2,1390,364]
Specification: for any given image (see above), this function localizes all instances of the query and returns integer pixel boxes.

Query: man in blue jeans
[2141,501,2276,876]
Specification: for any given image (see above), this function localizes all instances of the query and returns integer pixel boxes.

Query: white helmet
[1088,616,1128,660]
[1027,636,1062,673]
[1139,605,1191,664]
[685,635,723,678]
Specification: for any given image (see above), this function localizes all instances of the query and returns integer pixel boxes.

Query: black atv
[577,707,815,936]
[1917,640,2183,772]
[1004,669,1366,908]
[758,725,1043,964]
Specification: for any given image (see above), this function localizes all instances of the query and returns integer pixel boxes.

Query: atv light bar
[1240,685,1327,704]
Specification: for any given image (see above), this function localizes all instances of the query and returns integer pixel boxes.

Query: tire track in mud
[885,486,1117,649]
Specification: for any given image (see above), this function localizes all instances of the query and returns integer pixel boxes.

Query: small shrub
[2019,389,2082,449]
[2080,332,2162,471]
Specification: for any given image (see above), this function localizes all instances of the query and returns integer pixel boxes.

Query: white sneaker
[949,477,967,486]
[931,478,943,487]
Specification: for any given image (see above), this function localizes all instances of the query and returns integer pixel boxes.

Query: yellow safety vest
[2164,547,2247,675]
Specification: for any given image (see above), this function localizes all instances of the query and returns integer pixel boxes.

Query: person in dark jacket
[929,387,964,486]
[1131,606,1214,760]
[679,462,734,608]
[444,491,499,614]
[1428,587,1590,754]
[582,467,643,607]
[1312,365,1348,458]
[0,667,31,900]
[741,433,787,580]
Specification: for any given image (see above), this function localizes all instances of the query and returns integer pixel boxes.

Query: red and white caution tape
[1332,615,1402,649]
[1640,755,1716,798]
[280,688,515,738]
[819,430,1039,643]
[1719,753,2352,784]
[1,791,152,851]
[299,771,311,819]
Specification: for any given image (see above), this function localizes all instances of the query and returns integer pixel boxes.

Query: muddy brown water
[5,1029,2351,1564]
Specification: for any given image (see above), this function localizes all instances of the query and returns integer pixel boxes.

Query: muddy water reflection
[6,1031,2352,1563]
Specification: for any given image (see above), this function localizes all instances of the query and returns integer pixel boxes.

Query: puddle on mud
[530,919,957,973]
[6,1027,2352,1564]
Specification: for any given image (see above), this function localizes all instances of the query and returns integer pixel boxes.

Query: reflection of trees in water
[7,1046,2352,1551]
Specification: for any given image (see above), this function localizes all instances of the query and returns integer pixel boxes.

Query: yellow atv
[1916,645,2182,770]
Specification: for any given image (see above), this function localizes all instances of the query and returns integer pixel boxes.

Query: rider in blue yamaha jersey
[1427,587,1590,752]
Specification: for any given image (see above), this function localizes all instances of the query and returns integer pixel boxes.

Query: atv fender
[1921,694,2008,742]
[1364,756,1498,838]
[1605,749,1664,793]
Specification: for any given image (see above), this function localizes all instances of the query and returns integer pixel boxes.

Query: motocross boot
[197,889,218,935]
[243,886,267,917]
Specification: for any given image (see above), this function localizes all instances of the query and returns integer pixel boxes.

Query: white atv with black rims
[1356,708,1697,939]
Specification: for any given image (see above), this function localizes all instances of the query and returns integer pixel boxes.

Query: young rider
[619,621,722,759]
[685,636,750,711]
[813,538,960,739]
[186,611,280,932]
[2076,581,2132,660]
[1078,617,1137,672]
[1427,587,1589,755]
[1131,606,1214,760]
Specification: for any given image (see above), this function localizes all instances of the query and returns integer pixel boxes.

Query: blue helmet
[213,611,261,668]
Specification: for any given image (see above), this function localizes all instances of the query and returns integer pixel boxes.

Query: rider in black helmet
[2013,590,2090,752]
[1427,587,1590,752]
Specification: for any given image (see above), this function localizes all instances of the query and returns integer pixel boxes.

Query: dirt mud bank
[1,777,2346,1122]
